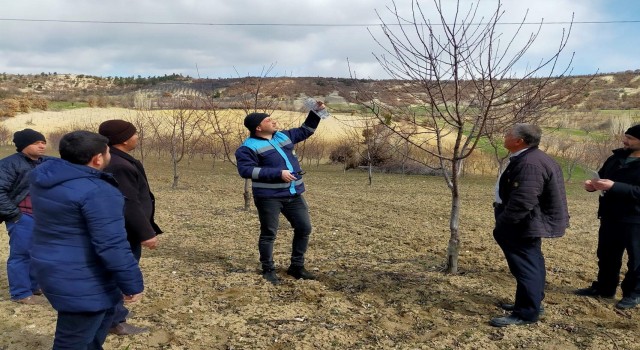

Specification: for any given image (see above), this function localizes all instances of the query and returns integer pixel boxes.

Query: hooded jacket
[495,147,570,238]
[29,157,143,312]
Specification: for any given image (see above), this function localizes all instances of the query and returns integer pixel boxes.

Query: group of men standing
[0,120,161,348]
[2,105,640,349]
[489,123,640,327]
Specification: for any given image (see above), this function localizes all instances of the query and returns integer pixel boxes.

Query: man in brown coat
[99,120,163,335]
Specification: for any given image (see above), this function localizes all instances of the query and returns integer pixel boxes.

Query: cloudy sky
[1,0,638,79]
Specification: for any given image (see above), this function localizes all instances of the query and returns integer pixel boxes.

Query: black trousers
[494,232,545,321]
[254,195,312,272]
[596,219,640,298]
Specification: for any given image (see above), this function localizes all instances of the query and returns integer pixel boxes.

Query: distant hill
[1,71,640,117]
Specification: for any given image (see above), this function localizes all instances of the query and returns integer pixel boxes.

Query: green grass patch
[48,101,89,111]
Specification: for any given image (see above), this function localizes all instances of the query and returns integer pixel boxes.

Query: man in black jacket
[99,120,163,335]
[490,123,569,327]
[0,129,49,305]
[576,124,640,309]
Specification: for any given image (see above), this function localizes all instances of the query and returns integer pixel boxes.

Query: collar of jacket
[509,146,538,162]
[612,148,633,157]
[17,152,45,165]
[249,132,277,141]
[109,146,137,162]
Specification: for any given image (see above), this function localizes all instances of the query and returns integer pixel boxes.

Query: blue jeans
[6,214,39,300]
[254,195,312,271]
[53,307,115,350]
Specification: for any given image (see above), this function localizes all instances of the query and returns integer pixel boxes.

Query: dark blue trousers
[254,194,312,271]
[596,220,640,298]
[53,307,115,350]
[494,232,545,321]
[111,242,141,327]
[5,214,39,300]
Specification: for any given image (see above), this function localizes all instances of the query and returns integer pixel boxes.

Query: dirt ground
[0,153,638,350]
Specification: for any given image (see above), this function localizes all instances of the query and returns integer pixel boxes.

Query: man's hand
[123,293,143,303]
[281,170,297,183]
[141,236,159,250]
[584,179,596,192]
[592,179,614,191]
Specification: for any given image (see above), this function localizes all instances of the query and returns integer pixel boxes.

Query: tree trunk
[446,174,461,274]
[171,151,179,189]
[243,178,252,211]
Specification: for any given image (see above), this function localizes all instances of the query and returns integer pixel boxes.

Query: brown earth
[0,158,637,349]
[0,113,638,349]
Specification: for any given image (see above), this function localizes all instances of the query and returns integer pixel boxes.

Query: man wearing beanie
[235,101,326,285]
[577,124,640,309]
[0,128,48,304]
[98,119,162,335]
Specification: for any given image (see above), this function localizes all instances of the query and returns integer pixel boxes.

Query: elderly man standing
[490,123,569,327]
[98,119,162,335]
[0,128,48,305]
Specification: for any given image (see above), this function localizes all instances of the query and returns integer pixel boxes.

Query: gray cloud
[0,0,637,78]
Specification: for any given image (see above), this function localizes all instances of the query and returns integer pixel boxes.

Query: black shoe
[489,314,536,327]
[109,322,148,336]
[286,266,316,280]
[574,286,615,298]
[616,296,640,310]
[262,270,280,285]
[499,303,545,315]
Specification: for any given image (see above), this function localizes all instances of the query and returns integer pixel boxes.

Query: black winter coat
[597,148,640,222]
[0,153,45,223]
[105,147,162,243]
[495,147,569,238]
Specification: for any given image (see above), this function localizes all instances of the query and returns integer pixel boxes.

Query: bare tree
[352,0,575,273]
[200,64,282,210]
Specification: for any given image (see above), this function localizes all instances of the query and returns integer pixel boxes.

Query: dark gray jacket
[495,147,569,238]
[0,153,45,223]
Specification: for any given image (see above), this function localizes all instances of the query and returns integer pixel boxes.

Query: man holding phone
[577,124,640,309]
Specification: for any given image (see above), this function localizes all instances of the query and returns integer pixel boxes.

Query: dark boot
[262,269,280,285]
[109,322,148,336]
[286,266,316,280]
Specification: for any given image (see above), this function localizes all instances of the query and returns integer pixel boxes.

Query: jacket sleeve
[109,163,156,242]
[0,160,21,222]
[496,163,545,227]
[82,187,144,296]
[606,182,640,200]
[286,111,321,144]
[235,146,283,181]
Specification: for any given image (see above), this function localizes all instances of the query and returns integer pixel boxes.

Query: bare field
[0,107,368,143]
[0,151,638,349]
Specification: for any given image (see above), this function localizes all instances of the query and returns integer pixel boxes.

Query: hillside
[1,71,640,118]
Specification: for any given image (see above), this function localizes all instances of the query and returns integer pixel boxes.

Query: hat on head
[13,128,46,153]
[98,119,137,145]
[626,124,640,140]
[244,113,269,134]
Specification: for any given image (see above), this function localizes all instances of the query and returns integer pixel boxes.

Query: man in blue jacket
[30,131,144,349]
[0,128,48,305]
[235,103,325,285]
[490,123,569,327]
